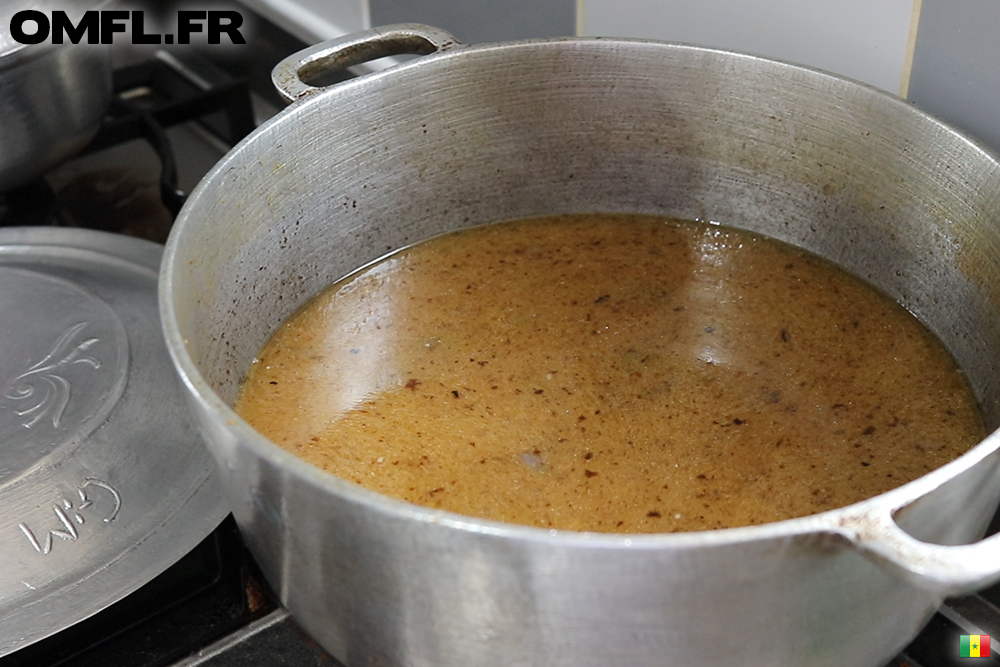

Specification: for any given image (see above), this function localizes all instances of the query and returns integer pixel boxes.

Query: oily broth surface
[235,214,984,533]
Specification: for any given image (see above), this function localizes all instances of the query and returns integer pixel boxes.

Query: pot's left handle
[272,24,462,104]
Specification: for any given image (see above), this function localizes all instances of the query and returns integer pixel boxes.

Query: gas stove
[0,5,998,666]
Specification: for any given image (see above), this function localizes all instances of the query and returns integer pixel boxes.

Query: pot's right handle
[841,499,1000,597]
[272,24,462,104]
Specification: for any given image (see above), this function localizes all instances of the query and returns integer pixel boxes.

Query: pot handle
[272,24,462,104]
[841,501,1000,597]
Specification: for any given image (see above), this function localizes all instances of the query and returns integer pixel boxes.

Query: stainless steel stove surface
[1,6,999,666]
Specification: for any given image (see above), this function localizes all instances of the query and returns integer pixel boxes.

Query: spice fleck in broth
[235,214,984,533]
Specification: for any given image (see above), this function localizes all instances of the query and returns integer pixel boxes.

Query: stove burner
[110,95,187,219]
[5,48,256,243]
[80,50,256,222]
[53,164,176,243]
[0,180,57,227]
[0,517,277,667]
[93,49,256,154]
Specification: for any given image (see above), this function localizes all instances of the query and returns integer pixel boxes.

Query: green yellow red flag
[960,634,991,657]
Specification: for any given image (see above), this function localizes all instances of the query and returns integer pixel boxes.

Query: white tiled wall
[369,0,575,44]
[908,0,1000,154]
[245,0,1000,154]
[580,0,917,95]
[254,0,918,95]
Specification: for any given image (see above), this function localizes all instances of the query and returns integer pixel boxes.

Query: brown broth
[235,214,984,533]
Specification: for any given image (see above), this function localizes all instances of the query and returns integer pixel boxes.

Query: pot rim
[161,32,1000,586]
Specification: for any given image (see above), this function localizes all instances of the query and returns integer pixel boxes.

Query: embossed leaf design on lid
[4,322,101,429]
[0,267,129,479]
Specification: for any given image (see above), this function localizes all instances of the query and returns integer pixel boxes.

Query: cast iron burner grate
[0,517,279,667]
[0,47,255,237]
[82,49,257,219]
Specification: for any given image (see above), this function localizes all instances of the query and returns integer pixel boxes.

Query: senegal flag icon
[961,635,991,657]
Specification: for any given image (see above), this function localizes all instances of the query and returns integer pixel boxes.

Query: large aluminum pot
[0,1,112,191]
[161,25,1000,667]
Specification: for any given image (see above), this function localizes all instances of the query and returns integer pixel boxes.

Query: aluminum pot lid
[0,227,228,656]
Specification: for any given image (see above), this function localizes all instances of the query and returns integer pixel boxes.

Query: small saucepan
[0,1,112,192]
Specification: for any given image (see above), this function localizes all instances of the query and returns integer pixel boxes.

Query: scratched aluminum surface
[0,227,228,656]
[162,28,1000,667]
